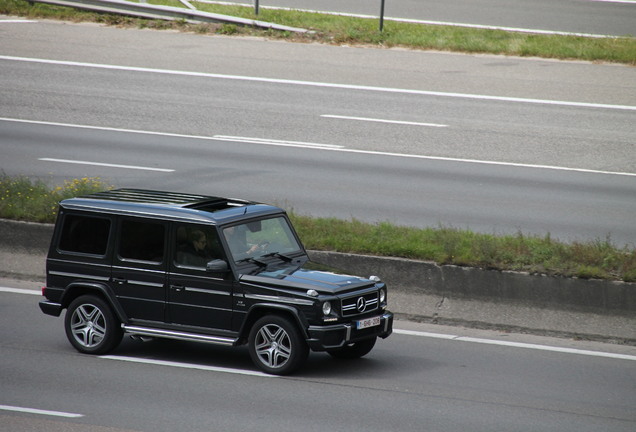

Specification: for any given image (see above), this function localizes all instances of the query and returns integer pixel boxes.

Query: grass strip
[2,175,635,282]
[1,0,634,64]
[0,175,112,223]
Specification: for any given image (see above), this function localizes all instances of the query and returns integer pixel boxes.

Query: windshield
[223,216,302,263]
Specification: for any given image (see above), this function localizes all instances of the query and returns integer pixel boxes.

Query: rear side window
[59,214,111,255]
[118,219,165,263]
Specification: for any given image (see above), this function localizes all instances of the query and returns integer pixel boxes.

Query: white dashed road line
[38,158,175,172]
[2,118,635,178]
[321,115,448,128]
[0,404,83,418]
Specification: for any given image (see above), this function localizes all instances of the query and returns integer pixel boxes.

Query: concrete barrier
[2,219,634,343]
[308,251,636,315]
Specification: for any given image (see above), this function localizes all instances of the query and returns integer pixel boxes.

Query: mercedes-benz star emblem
[356,297,366,313]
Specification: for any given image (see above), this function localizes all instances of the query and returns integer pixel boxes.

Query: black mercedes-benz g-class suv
[39,189,393,375]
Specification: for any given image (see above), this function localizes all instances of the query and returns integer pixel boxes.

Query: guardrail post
[255,0,259,15]
[379,0,386,32]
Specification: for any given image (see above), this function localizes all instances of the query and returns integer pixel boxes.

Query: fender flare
[239,303,310,340]
[60,281,129,323]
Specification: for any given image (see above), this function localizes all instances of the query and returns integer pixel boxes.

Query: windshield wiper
[236,257,268,267]
[261,251,294,262]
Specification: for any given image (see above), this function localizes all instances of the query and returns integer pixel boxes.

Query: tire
[248,315,309,375]
[64,295,123,355]
[327,337,377,360]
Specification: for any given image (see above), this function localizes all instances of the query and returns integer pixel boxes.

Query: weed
[217,23,238,35]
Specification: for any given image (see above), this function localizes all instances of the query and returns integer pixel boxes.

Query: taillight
[41,286,46,296]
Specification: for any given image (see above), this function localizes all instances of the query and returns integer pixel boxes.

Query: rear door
[47,212,114,301]
[112,217,168,323]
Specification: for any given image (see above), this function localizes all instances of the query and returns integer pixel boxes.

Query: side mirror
[206,259,229,273]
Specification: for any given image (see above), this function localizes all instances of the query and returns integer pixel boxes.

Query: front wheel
[248,315,308,375]
[327,337,376,359]
[64,295,123,355]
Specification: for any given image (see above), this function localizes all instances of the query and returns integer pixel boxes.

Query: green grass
[2,175,635,283]
[0,175,111,223]
[1,0,635,64]
[289,214,636,283]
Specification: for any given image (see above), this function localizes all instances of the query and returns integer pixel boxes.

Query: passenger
[180,230,210,267]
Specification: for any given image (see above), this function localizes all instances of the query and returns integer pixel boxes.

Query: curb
[2,219,634,344]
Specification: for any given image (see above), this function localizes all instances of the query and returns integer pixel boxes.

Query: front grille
[341,290,379,317]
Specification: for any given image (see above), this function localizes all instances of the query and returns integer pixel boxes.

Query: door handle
[170,285,184,292]
[112,278,127,284]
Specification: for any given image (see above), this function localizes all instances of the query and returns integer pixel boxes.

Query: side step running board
[123,325,238,346]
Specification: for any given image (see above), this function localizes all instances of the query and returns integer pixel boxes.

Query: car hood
[239,263,375,294]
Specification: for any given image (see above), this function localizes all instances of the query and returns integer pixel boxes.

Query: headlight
[379,289,386,304]
[322,301,332,316]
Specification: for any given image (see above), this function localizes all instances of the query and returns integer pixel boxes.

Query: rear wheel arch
[60,282,128,322]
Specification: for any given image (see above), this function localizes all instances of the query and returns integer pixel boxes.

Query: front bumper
[306,311,393,351]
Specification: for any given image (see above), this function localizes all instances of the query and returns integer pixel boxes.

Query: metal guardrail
[29,0,309,32]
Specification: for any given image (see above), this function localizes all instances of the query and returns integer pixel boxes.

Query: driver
[224,226,261,258]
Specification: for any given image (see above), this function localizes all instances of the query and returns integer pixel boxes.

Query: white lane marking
[377,19,623,39]
[2,117,634,177]
[201,1,623,38]
[213,135,344,149]
[214,134,636,177]
[589,0,636,4]
[100,355,276,377]
[1,55,635,112]
[1,117,217,139]
[38,158,175,172]
[321,115,448,128]
[0,404,83,418]
[394,329,636,361]
[0,287,41,295]
[326,146,636,177]
[5,287,633,363]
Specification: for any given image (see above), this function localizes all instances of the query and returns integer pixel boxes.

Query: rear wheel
[64,295,123,355]
[248,315,308,375]
[327,337,377,359]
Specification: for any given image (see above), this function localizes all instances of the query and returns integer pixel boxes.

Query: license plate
[356,316,381,330]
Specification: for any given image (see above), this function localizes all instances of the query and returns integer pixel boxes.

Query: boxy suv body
[39,189,393,374]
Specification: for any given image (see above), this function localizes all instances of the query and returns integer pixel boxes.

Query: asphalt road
[2,284,635,432]
[3,117,636,246]
[1,19,635,245]
[216,0,636,37]
[2,16,635,432]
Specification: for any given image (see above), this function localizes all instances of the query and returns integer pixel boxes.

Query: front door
[167,223,234,332]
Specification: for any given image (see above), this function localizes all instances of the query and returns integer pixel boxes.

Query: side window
[59,214,111,255]
[118,219,165,263]
[174,224,222,269]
